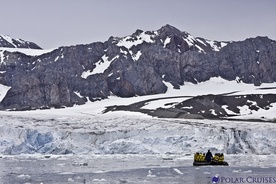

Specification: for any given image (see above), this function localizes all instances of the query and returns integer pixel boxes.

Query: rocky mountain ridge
[0,25,276,110]
[0,34,41,49]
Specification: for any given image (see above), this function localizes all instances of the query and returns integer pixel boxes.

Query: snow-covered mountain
[0,25,276,115]
[0,34,41,49]
[0,34,48,63]
[112,24,228,55]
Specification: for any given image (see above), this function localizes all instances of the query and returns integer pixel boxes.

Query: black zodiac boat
[193,152,229,166]
[193,160,229,166]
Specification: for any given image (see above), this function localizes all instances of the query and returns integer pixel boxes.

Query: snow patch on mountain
[163,37,171,48]
[54,53,65,62]
[81,54,119,78]
[0,50,4,63]
[92,55,119,75]
[0,84,10,102]
[116,31,156,49]
[132,50,142,61]
[195,37,228,51]
[230,102,276,120]
[206,40,226,51]
[0,47,53,56]
[0,35,18,47]
[183,34,197,47]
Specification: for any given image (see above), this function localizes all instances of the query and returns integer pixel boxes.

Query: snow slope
[0,84,10,102]
[0,47,53,57]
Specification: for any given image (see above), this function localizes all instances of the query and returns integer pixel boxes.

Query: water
[0,154,275,184]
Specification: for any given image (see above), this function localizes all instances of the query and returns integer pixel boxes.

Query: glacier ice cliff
[0,115,275,155]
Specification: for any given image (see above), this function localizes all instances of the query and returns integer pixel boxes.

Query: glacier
[0,77,276,155]
[1,112,276,155]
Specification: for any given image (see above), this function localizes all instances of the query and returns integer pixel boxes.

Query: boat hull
[193,161,229,166]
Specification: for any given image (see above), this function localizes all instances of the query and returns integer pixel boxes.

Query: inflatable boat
[193,160,229,166]
[193,152,229,166]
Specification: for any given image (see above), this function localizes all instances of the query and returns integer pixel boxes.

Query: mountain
[110,24,228,54]
[0,34,41,49]
[0,24,276,112]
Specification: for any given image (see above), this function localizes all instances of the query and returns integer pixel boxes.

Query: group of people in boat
[193,150,228,166]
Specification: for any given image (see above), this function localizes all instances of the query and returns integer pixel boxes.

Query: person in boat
[205,150,213,162]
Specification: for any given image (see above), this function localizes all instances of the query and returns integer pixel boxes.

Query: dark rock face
[218,37,276,85]
[0,35,41,49]
[179,37,276,85]
[0,25,276,110]
[180,51,219,83]
[1,43,106,109]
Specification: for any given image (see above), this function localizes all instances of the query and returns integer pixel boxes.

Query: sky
[1,0,275,49]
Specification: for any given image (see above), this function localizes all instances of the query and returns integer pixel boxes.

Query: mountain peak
[108,25,227,54]
[161,24,179,31]
[0,34,42,49]
[158,24,182,35]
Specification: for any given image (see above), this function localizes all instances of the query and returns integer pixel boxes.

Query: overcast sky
[1,0,275,49]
